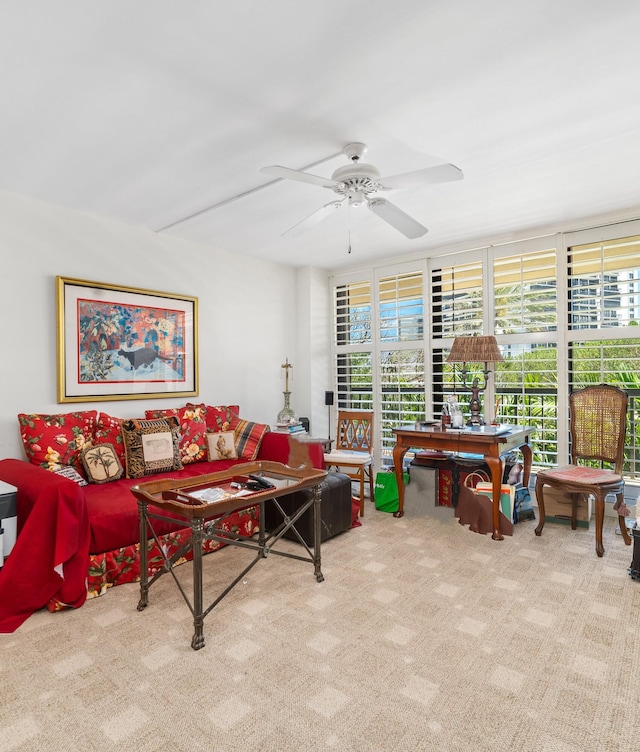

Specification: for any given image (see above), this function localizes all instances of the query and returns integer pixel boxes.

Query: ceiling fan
[260,142,463,240]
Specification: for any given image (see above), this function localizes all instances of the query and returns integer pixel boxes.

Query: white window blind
[379,271,424,343]
[566,234,640,478]
[335,279,372,346]
[335,352,373,411]
[569,235,640,330]
[494,342,559,468]
[431,259,484,339]
[491,248,560,466]
[566,338,640,478]
[494,249,557,334]
[379,348,425,464]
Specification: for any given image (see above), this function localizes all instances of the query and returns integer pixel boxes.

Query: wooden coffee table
[131,459,327,650]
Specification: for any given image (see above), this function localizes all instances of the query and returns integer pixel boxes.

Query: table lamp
[446,335,503,425]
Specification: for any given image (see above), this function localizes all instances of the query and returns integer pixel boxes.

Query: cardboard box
[405,465,439,510]
[475,481,515,521]
[540,486,593,529]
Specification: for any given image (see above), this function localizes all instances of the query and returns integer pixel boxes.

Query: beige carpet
[2,485,639,752]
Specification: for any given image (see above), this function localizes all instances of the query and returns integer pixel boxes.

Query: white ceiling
[2,1,640,270]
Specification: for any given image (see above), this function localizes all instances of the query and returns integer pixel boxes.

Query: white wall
[294,267,332,439]
[0,190,317,459]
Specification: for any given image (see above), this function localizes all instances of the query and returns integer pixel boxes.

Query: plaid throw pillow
[230,418,269,460]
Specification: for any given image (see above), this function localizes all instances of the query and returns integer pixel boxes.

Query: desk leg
[137,500,149,611]
[191,519,205,651]
[485,455,504,541]
[393,444,409,518]
[521,442,532,487]
[313,484,324,583]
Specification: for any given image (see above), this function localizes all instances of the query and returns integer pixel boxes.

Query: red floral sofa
[0,403,324,632]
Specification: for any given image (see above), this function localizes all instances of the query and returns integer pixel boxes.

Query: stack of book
[275,421,306,435]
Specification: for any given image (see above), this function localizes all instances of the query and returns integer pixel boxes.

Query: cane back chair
[535,383,630,557]
[324,410,374,517]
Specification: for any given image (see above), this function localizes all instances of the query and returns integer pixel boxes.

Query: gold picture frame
[56,276,199,403]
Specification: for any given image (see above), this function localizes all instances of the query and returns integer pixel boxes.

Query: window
[432,259,484,339]
[567,234,640,479]
[330,224,640,487]
[494,341,559,468]
[379,272,424,342]
[335,279,372,346]
[569,235,640,330]
[332,268,427,467]
[336,351,374,411]
[379,349,425,464]
[378,271,425,463]
[494,250,557,334]
[493,247,558,468]
[334,278,374,412]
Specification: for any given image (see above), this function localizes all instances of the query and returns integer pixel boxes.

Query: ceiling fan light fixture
[330,162,380,184]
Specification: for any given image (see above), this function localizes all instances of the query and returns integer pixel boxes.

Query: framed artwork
[56,277,199,403]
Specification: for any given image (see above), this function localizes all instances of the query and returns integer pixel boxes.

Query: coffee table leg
[191,518,205,650]
[313,484,324,582]
[137,500,149,611]
[258,500,266,548]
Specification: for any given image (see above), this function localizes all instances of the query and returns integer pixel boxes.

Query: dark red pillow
[146,404,209,464]
[18,411,97,474]
[94,412,131,467]
[185,403,240,432]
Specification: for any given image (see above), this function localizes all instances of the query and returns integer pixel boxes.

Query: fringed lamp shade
[446,335,503,364]
[445,336,503,425]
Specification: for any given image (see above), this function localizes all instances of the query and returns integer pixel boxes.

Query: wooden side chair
[535,383,630,557]
[324,410,374,517]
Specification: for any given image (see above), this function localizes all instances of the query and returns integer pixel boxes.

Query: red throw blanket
[0,459,90,632]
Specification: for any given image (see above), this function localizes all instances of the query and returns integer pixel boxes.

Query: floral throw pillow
[94,412,131,467]
[185,403,240,433]
[145,404,209,464]
[18,411,97,474]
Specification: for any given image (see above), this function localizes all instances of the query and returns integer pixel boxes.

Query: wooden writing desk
[392,424,534,540]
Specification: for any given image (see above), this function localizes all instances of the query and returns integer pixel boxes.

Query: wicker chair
[535,383,631,557]
[324,410,374,517]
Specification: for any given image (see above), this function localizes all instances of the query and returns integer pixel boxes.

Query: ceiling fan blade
[282,200,345,238]
[367,198,428,239]
[260,165,338,189]
[379,163,463,189]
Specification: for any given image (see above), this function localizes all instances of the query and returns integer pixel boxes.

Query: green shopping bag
[374,471,409,513]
